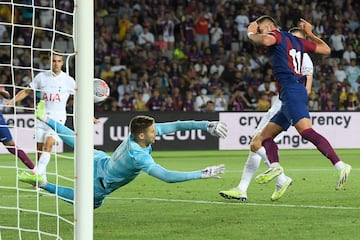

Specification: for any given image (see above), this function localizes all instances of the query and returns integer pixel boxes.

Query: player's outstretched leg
[18,171,74,204]
[36,100,75,148]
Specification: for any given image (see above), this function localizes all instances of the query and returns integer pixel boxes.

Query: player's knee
[250,136,262,152]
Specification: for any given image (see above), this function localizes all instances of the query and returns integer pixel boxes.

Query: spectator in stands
[308,90,320,111]
[329,28,346,59]
[194,88,211,112]
[194,10,212,51]
[210,21,223,53]
[256,93,271,111]
[203,100,215,112]
[213,88,227,111]
[182,91,194,112]
[345,59,360,92]
[234,8,249,50]
[138,24,155,49]
[146,89,164,111]
[133,90,147,112]
[342,44,356,64]
[118,13,132,42]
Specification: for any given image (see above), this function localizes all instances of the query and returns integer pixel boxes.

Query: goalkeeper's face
[143,124,157,146]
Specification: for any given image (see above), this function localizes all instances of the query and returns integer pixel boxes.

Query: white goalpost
[0,0,94,239]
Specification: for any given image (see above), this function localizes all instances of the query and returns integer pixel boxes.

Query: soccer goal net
[0,1,92,239]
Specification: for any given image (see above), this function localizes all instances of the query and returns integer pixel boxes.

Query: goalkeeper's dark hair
[256,15,277,25]
[130,115,155,136]
[288,27,305,37]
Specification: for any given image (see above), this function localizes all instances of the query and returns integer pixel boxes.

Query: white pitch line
[108,197,360,210]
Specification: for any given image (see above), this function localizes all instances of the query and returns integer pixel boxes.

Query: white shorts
[35,120,61,143]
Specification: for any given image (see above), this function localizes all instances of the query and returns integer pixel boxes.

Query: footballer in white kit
[30,70,76,143]
[6,53,76,181]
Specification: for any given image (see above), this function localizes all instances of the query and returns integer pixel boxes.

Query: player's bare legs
[34,136,56,182]
[220,123,291,201]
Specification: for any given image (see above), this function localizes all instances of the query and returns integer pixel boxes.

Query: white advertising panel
[219,112,360,150]
[0,114,63,153]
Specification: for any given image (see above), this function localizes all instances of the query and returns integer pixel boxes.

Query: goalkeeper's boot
[255,166,283,184]
[336,163,352,190]
[35,100,48,122]
[219,188,247,202]
[271,176,292,201]
[18,171,45,187]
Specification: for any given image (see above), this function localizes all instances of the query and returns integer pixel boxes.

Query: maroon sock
[7,147,35,169]
[300,128,340,165]
[262,138,279,164]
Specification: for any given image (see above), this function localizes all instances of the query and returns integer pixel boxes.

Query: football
[94,78,110,103]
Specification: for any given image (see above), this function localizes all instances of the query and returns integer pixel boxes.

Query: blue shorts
[270,77,310,130]
[0,113,12,144]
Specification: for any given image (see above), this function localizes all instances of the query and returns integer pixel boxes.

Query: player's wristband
[247,32,255,38]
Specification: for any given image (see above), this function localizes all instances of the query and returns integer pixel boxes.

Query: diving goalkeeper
[19,101,227,208]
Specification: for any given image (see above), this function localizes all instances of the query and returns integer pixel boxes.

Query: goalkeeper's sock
[238,151,261,192]
[47,119,75,148]
[35,152,51,181]
[43,182,74,205]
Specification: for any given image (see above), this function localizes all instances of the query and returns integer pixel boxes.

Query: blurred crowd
[1,0,360,113]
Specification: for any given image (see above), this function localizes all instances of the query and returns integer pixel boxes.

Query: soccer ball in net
[94,78,110,103]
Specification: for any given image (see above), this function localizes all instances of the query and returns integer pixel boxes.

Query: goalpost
[0,0,94,239]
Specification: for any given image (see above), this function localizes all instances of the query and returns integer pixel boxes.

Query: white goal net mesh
[0,0,76,239]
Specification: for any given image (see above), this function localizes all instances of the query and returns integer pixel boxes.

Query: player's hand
[207,121,228,139]
[247,21,258,34]
[201,164,225,179]
[299,18,313,36]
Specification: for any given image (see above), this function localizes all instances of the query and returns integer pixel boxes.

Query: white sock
[334,161,345,170]
[35,152,51,181]
[237,151,262,192]
[256,147,270,167]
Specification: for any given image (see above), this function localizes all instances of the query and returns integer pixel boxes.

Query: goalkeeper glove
[207,121,228,139]
[201,164,225,179]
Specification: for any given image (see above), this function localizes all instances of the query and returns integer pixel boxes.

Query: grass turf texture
[0,149,359,239]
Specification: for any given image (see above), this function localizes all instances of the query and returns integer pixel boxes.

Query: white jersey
[302,53,314,76]
[254,52,313,141]
[30,71,75,124]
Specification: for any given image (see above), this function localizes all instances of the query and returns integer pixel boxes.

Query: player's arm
[302,53,314,94]
[5,88,32,106]
[146,162,225,182]
[155,120,228,138]
[247,21,276,46]
[300,18,330,55]
[0,86,10,99]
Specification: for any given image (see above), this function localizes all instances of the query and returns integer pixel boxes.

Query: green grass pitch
[0,149,359,239]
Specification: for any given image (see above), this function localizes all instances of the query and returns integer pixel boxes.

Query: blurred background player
[219,27,314,201]
[0,86,35,170]
[247,16,351,191]
[6,52,76,182]
[19,101,227,208]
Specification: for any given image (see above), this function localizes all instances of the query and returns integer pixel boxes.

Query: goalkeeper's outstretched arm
[155,121,228,139]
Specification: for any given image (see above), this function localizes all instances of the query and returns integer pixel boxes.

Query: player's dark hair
[130,115,155,137]
[256,15,277,25]
[288,27,305,37]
